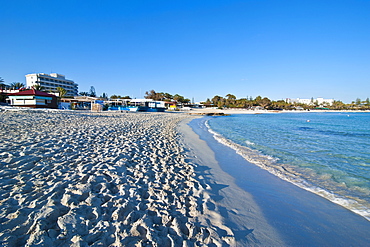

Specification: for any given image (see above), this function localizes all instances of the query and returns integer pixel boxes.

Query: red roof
[8,89,56,97]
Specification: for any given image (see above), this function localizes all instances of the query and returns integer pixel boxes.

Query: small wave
[245,140,255,146]
[298,126,370,138]
[205,120,370,221]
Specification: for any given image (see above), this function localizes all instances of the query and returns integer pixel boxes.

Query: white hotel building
[25,73,78,97]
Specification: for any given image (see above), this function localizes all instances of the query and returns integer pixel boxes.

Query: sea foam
[205,119,370,221]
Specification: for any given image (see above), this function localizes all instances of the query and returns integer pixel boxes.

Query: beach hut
[7,89,58,109]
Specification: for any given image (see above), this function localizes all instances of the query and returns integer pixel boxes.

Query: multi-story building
[25,73,78,97]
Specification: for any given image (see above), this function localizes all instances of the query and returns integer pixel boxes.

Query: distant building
[25,73,78,97]
[60,96,100,110]
[286,97,334,106]
[7,89,58,109]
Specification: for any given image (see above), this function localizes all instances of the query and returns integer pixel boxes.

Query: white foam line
[205,119,370,221]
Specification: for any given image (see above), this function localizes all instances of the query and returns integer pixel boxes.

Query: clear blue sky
[1,0,369,103]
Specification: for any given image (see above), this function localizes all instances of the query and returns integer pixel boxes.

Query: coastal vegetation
[79,86,97,97]
[201,94,370,111]
[0,79,27,102]
[0,81,26,91]
[145,90,191,103]
[32,84,45,91]
[1,76,369,110]
[10,82,26,90]
[109,94,131,99]
[0,77,5,89]
[56,87,67,98]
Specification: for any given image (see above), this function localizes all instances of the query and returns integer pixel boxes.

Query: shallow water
[207,112,370,220]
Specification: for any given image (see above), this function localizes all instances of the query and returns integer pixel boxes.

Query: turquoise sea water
[207,112,370,220]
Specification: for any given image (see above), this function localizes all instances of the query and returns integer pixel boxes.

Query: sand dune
[0,110,236,246]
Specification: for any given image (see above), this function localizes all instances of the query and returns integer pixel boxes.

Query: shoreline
[178,118,285,245]
[203,115,370,222]
[1,109,369,246]
[182,117,370,245]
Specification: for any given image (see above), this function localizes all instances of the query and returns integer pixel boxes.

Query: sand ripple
[0,111,235,246]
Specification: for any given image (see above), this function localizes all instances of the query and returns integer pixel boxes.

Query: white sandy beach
[1,109,370,246]
[0,110,240,246]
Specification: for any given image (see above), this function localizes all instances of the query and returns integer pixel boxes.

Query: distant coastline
[184,108,370,115]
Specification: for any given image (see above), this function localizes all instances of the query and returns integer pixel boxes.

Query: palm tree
[0,82,8,90]
[10,82,25,90]
[56,87,67,98]
[0,77,7,102]
[32,84,45,91]
[79,92,89,96]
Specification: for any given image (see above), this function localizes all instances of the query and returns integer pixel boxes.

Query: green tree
[253,96,271,108]
[217,100,226,108]
[121,95,131,99]
[89,86,96,97]
[56,87,67,98]
[79,92,89,96]
[10,82,25,90]
[163,93,173,101]
[173,94,184,102]
[0,77,7,102]
[254,96,262,106]
[157,92,166,101]
[269,100,291,110]
[330,100,346,110]
[226,94,236,100]
[0,82,8,90]
[32,84,45,91]
[225,94,237,107]
[201,98,212,106]
[100,92,109,100]
[0,84,7,90]
[0,77,5,89]
[145,90,165,101]
[211,95,223,105]
[144,89,190,103]
[145,90,158,100]
[260,97,271,108]
[235,98,252,108]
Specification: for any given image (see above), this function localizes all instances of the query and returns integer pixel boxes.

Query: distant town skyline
[1,0,369,103]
